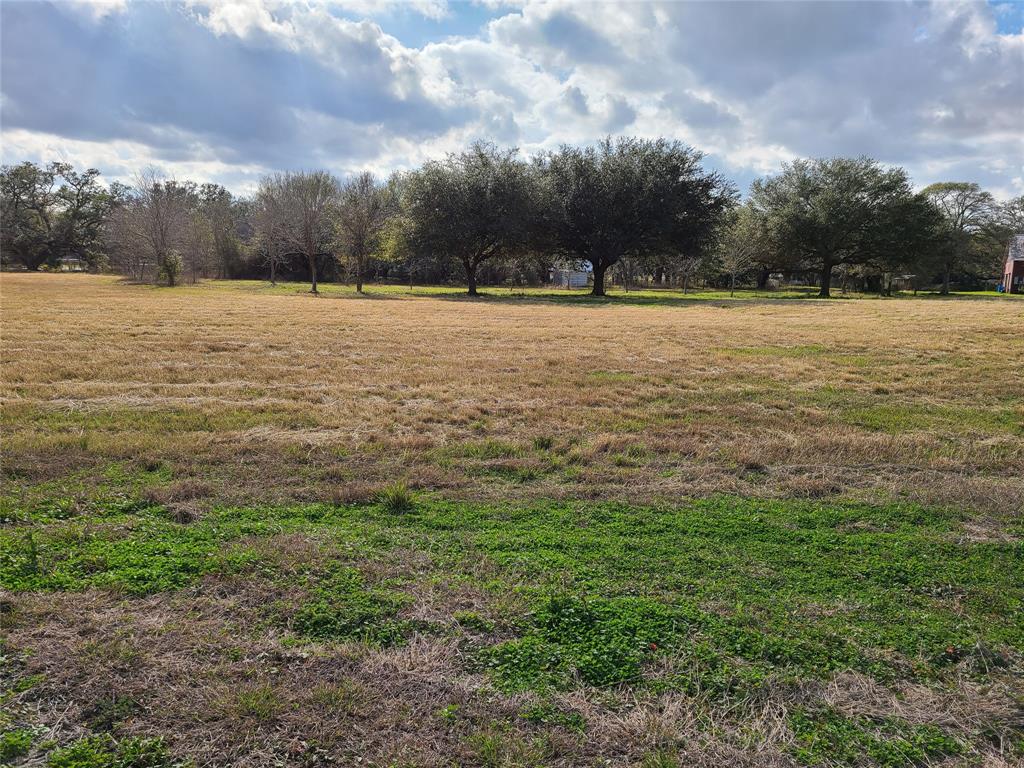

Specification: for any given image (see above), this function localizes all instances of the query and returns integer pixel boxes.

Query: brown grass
[2,273,1023,766]
[2,273,1022,513]
[5,580,1019,767]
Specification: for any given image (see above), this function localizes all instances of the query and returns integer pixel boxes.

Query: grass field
[1,273,1022,767]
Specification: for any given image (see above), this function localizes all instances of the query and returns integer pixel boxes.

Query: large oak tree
[1,161,113,271]
[749,157,939,298]
[536,137,733,296]
[400,142,534,296]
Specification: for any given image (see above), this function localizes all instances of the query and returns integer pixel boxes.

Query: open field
[1,273,1022,767]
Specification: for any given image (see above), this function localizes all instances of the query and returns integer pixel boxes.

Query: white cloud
[2,0,1020,198]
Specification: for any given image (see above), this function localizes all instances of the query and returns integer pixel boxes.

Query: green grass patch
[4,493,1020,694]
[841,403,1023,434]
[46,735,184,768]
[289,563,417,646]
[483,595,683,689]
[0,727,36,761]
[789,708,965,767]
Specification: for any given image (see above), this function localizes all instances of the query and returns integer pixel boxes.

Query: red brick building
[1003,235,1024,294]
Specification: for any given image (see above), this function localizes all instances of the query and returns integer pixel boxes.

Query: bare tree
[109,169,195,286]
[716,206,762,296]
[182,210,213,284]
[336,172,395,293]
[279,171,339,294]
[255,174,288,285]
[678,254,704,294]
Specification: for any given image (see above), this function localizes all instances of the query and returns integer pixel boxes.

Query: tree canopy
[400,142,534,295]
[535,137,734,296]
[749,157,941,297]
[1,161,113,271]
[3,144,1020,295]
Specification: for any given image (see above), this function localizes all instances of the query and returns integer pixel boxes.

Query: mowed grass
[3,274,1022,510]
[1,273,1023,767]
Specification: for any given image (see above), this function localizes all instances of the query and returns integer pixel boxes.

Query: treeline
[2,138,1021,297]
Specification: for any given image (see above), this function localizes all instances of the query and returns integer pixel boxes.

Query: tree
[677,253,706,294]
[922,182,997,294]
[401,142,534,296]
[255,174,289,285]
[536,137,733,296]
[750,157,936,298]
[108,169,196,286]
[715,205,763,296]
[182,210,214,284]
[1000,195,1024,233]
[336,172,396,293]
[278,171,339,294]
[200,184,242,279]
[0,161,113,270]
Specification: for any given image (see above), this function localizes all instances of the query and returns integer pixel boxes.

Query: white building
[550,264,590,289]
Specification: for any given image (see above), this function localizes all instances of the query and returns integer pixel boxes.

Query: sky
[1,0,1022,198]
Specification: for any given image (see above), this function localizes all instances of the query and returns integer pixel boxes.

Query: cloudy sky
[2,0,1022,198]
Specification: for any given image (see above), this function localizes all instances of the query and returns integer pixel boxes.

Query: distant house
[550,264,589,289]
[1003,234,1024,294]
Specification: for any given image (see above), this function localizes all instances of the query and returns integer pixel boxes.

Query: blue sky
[2,1,1021,198]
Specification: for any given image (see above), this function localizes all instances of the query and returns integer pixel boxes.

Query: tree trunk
[466,261,478,296]
[730,272,736,297]
[818,262,833,298]
[309,253,318,294]
[756,267,770,290]
[941,262,950,295]
[591,262,607,296]
[270,253,276,286]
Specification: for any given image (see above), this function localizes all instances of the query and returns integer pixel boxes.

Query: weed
[46,735,182,768]
[308,680,364,714]
[483,595,682,690]
[466,724,550,768]
[437,704,460,723]
[83,695,138,732]
[788,708,965,767]
[0,727,35,761]
[290,565,414,646]
[640,749,681,768]
[377,482,415,514]
[232,684,282,722]
[454,610,496,633]
[518,702,586,732]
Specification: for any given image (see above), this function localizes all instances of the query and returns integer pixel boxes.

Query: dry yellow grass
[3,272,1022,513]
[3,276,1023,766]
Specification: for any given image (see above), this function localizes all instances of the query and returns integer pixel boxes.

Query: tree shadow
[424,288,829,309]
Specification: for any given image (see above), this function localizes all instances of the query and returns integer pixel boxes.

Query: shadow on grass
[187,278,1024,307]
[424,288,829,309]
